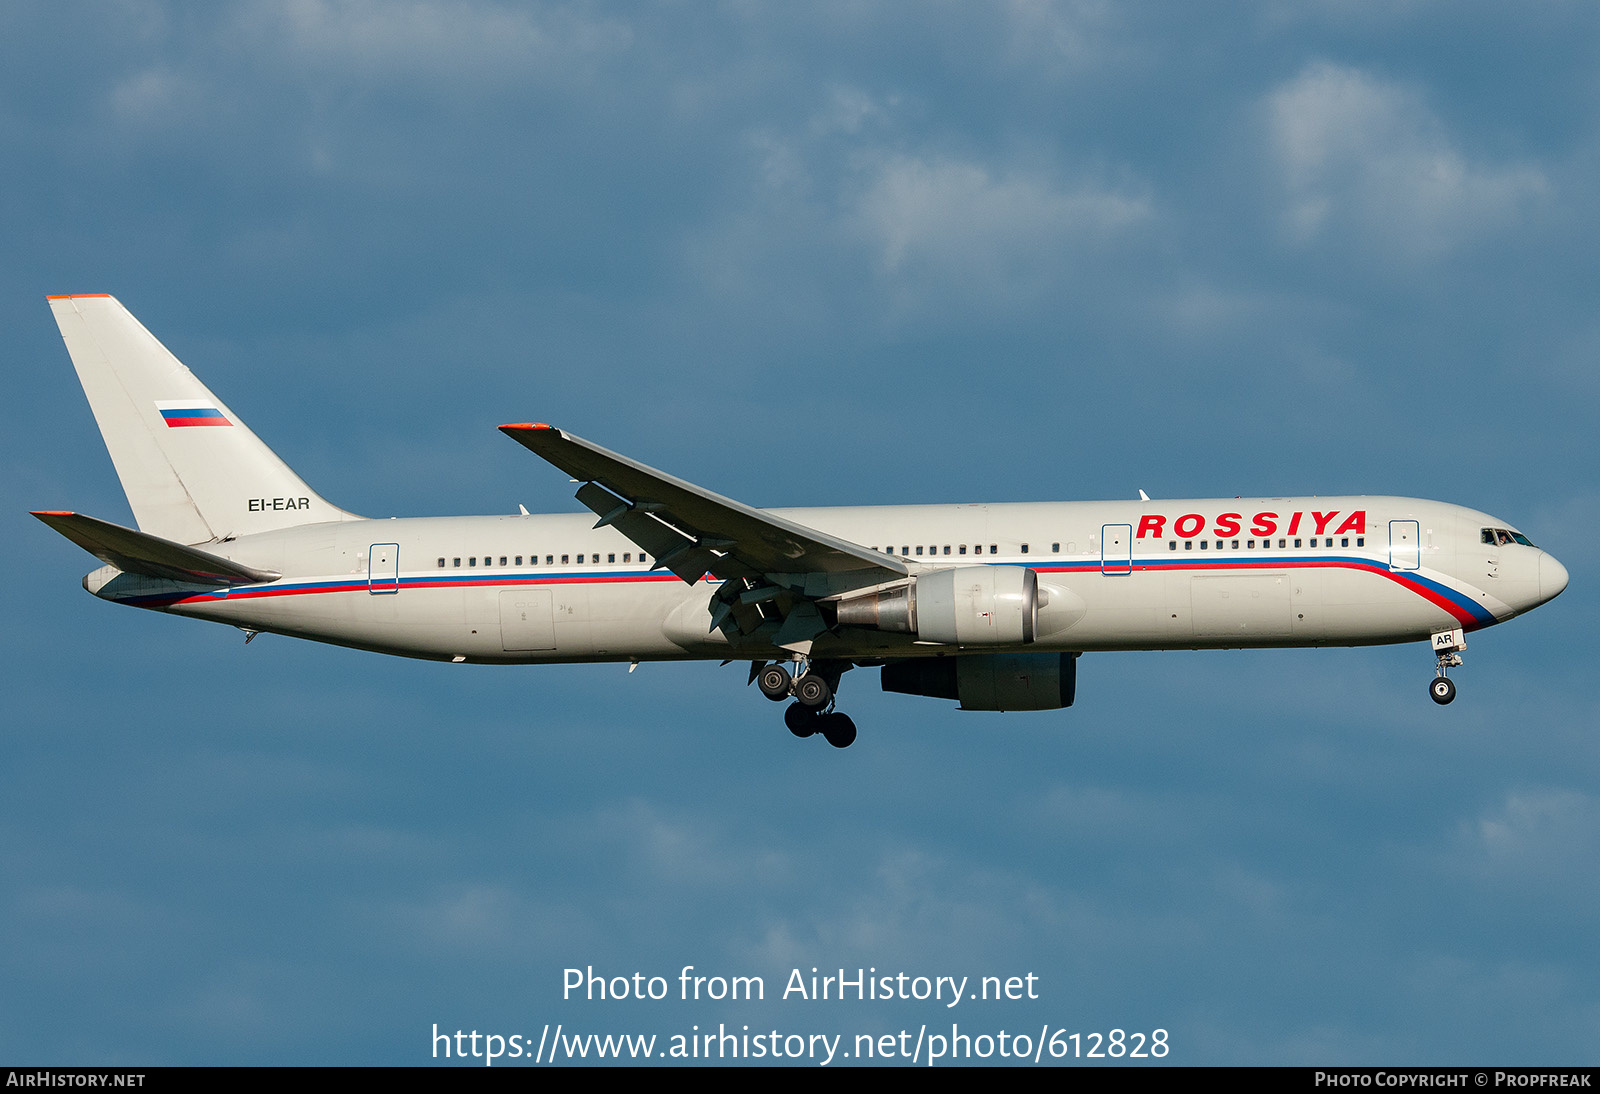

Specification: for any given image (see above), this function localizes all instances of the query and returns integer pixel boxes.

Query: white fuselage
[85,495,1567,665]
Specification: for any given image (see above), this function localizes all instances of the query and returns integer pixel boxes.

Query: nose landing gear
[1429,628,1465,705]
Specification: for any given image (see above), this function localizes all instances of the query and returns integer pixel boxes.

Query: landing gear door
[368,542,400,594]
[1388,521,1420,571]
[1101,524,1133,576]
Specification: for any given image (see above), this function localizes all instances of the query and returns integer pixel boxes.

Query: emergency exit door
[368,543,400,594]
[1388,521,1420,571]
[1101,524,1133,575]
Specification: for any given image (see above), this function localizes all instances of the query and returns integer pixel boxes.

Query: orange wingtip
[500,422,553,431]
[31,510,75,517]
[45,294,111,300]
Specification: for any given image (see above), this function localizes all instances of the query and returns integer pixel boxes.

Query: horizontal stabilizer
[31,511,281,586]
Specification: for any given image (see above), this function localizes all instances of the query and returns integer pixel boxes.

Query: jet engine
[881,652,1078,711]
[834,565,1038,645]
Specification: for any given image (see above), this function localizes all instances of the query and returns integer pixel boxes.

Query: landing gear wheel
[757,664,793,702]
[1430,677,1457,705]
[784,703,818,737]
[818,712,857,749]
[793,673,832,709]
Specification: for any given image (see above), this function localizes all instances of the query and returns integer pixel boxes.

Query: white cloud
[1267,62,1548,257]
[1452,788,1600,890]
[845,151,1152,313]
[585,798,790,886]
[108,66,195,124]
[999,0,1127,73]
[258,0,632,80]
[855,153,1150,271]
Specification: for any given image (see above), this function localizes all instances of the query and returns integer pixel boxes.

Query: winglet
[500,422,555,432]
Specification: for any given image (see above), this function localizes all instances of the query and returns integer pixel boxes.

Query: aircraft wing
[31,510,281,586]
[499,423,908,588]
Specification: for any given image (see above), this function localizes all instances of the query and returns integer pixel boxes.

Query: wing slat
[501,424,907,584]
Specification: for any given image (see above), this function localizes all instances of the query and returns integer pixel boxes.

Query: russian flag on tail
[155,399,232,428]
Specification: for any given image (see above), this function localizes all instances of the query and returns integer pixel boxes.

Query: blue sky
[3,1,1597,1065]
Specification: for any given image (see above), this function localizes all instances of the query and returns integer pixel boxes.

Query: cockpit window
[1482,527,1536,548]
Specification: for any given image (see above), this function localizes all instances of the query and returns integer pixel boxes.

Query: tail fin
[47,295,358,543]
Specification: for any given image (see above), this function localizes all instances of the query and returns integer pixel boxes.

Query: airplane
[33,295,1569,748]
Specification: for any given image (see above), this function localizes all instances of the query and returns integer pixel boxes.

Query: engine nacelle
[834,566,1038,646]
[881,652,1078,711]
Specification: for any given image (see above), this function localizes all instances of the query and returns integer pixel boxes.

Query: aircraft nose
[1540,552,1570,603]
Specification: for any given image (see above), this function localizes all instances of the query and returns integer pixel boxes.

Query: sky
[3,0,1598,1066]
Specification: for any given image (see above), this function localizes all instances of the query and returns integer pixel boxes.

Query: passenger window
[1294,539,1302,548]
[901,546,909,556]
[500,556,507,566]
[1231,540,1239,549]
[1340,538,1348,547]
[1184,541,1193,551]
[959,545,967,555]
[943,545,951,555]
[624,553,631,562]
[1021,544,1029,554]
[1169,541,1177,551]
[1200,540,1208,550]
[916,546,923,556]
[1356,537,1364,547]
[453,558,461,567]
[974,545,983,555]
[640,554,648,563]
[469,557,477,567]
[1278,539,1286,548]
[1052,543,1060,553]
[990,545,998,555]
[437,557,445,568]
[608,553,616,563]
[561,554,569,564]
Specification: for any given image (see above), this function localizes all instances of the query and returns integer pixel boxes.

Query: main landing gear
[1429,628,1465,706]
[755,661,857,748]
